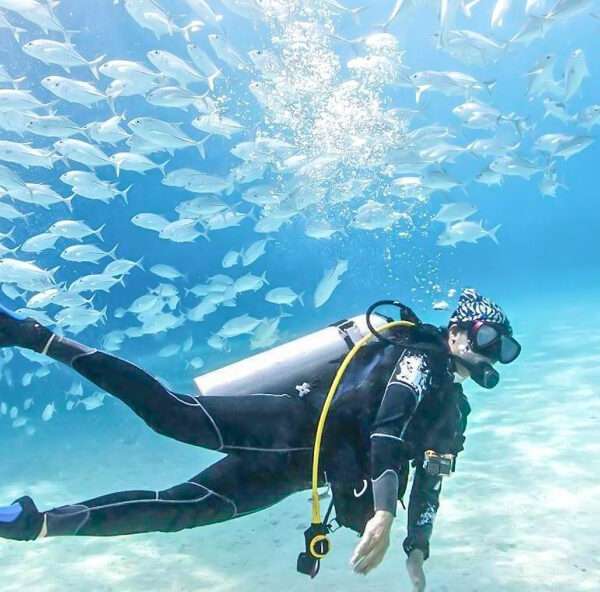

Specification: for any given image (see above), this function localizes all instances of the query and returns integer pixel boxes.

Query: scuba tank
[194,312,392,397]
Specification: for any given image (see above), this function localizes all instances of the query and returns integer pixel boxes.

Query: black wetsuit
[3,319,470,561]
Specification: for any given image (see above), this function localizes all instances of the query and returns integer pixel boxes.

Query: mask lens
[474,324,498,349]
[499,336,521,364]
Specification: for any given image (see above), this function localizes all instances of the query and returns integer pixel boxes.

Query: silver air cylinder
[194,313,390,397]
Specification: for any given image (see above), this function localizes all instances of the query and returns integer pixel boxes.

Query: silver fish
[432,202,477,224]
[217,314,262,338]
[26,113,85,139]
[20,232,60,254]
[128,117,207,157]
[314,260,348,308]
[131,213,170,232]
[41,75,106,107]
[192,113,244,138]
[159,219,204,243]
[49,220,105,241]
[22,39,105,79]
[61,244,118,264]
[146,86,208,110]
[265,286,304,307]
[85,116,130,145]
[437,220,500,247]
[208,33,250,70]
[563,48,588,101]
[147,49,205,88]
[54,139,112,168]
[0,140,58,169]
[0,89,49,112]
[111,152,168,176]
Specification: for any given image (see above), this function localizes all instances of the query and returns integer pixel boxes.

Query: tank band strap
[329,319,357,351]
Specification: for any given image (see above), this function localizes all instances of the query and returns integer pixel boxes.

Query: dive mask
[452,321,521,389]
[466,320,521,364]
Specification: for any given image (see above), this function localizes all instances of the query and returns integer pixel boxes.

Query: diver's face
[447,325,496,379]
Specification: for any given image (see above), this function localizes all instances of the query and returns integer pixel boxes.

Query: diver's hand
[349,510,393,575]
[406,549,426,591]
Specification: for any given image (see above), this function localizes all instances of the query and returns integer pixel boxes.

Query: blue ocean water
[0,0,599,590]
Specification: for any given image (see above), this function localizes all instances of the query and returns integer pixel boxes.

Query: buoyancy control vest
[325,321,471,536]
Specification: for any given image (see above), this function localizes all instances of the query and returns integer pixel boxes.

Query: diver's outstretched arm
[0,454,303,540]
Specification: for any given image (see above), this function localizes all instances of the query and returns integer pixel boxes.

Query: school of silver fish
[0,0,597,432]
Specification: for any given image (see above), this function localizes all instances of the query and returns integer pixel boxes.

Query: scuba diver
[0,288,520,591]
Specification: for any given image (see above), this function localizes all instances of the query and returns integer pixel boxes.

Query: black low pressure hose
[365,299,421,345]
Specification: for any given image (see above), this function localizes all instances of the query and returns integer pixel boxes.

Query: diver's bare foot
[406,549,426,592]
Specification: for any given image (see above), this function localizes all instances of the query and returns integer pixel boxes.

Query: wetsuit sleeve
[402,463,442,561]
[370,350,435,516]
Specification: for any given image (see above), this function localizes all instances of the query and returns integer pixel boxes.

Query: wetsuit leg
[402,463,443,561]
[72,349,315,452]
[31,332,316,453]
[37,452,311,537]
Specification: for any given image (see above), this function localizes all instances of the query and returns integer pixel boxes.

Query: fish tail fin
[415,85,431,104]
[158,159,170,176]
[109,244,119,259]
[261,270,269,286]
[196,135,211,159]
[94,223,106,242]
[488,224,501,244]
[106,93,117,115]
[78,126,91,141]
[63,30,80,44]
[4,227,15,243]
[350,5,368,25]
[89,54,106,80]
[484,79,496,94]
[44,99,61,112]
[182,20,204,42]
[12,76,26,89]
[298,291,305,307]
[120,185,133,204]
[64,194,75,212]
[207,69,221,92]
[134,256,145,271]
[12,26,27,43]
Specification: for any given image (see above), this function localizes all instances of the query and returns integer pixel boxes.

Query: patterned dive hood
[448,288,513,335]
